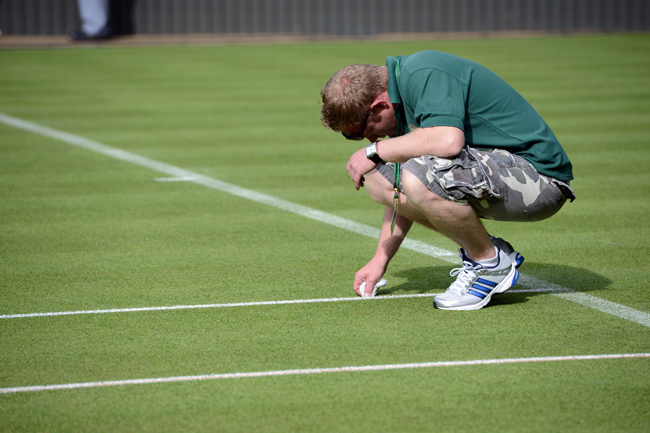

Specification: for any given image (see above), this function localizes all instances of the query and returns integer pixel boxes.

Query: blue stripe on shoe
[512,269,520,286]
[514,254,524,268]
[468,289,486,299]
[476,278,498,287]
[471,283,492,294]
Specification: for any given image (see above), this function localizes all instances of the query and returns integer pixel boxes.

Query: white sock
[476,247,500,268]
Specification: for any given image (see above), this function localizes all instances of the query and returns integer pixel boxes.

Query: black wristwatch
[365,142,384,164]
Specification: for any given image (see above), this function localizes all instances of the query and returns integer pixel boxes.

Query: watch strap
[365,142,383,164]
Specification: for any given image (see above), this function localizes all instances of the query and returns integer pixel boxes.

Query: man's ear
[370,97,390,112]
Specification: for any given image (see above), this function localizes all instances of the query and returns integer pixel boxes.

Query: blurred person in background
[70,0,111,41]
[70,0,136,41]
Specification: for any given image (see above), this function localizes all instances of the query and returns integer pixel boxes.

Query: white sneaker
[434,248,519,310]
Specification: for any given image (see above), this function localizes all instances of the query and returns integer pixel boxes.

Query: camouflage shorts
[377,146,575,222]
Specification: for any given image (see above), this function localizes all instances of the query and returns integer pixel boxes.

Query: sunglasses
[341,110,370,141]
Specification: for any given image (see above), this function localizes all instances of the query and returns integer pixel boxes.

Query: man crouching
[320,51,575,310]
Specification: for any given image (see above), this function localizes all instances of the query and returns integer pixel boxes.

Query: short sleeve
[402,69,466,131]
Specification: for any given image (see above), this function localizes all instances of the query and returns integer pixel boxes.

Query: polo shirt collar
[386,56,407,136]
[385,56,402,106]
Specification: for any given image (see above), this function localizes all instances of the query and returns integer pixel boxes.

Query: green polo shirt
[386,51,573,182]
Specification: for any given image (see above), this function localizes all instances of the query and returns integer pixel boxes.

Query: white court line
[0,288,559,320]
[0,113,454,262]
[1,353,648,394]
[154,176,201,182]
[1,112,650,329]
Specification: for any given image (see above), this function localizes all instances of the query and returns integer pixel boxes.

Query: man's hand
[346,147,378,190]
[354,258,388,297]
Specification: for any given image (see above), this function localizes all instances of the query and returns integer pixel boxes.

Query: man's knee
[364,171,394,206]
[401,170,442,207]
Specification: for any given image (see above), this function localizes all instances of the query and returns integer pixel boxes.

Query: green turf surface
[1,33,649,432]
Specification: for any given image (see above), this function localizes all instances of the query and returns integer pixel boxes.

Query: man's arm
[378,126,465,162]
[347,126,465,189]
[355,206,414,297]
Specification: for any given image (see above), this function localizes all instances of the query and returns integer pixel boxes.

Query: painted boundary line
[2,113,650,329]
[0,288,559,320]
[0,113,455,261]
[1,353,649,394]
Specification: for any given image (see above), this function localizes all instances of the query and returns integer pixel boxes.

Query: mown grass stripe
[1,353,648,394]
[519,275,650,328]
[2,112,649,329]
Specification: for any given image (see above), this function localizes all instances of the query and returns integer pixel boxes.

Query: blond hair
[320,64,388,132]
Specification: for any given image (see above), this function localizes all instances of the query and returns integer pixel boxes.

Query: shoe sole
[434,266,520,311]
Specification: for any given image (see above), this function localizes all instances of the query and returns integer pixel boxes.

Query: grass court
[1,33,649,432]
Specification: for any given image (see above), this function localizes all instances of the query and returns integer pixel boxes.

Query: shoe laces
[448,261,482,295]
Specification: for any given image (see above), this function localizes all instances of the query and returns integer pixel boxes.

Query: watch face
[366,143,382,163]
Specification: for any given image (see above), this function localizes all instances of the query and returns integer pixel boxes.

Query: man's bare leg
[363,170,519,310]
[365,170,496,261]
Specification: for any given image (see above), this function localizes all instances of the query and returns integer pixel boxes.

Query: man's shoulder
[401,51,468,68]
[398,51,478,82]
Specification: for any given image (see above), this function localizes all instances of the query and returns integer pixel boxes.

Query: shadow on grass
[520,263,614,292]
[382,265,451,296]
[380,263,613,308]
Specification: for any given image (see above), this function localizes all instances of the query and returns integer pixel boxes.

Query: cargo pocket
[425,147,502,201]
[551,179,576,202]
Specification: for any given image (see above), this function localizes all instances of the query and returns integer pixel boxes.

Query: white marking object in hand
[359,279,388,298]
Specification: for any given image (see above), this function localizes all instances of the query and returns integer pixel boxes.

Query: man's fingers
[358,279,388,298]
[359,281,375,297]
[353,275,365,296]
[347,149,373,190]
[355,275,374,297]
[359,278,378,298]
